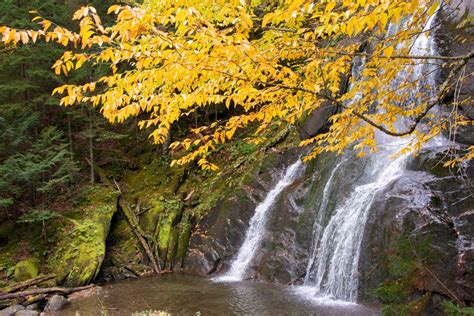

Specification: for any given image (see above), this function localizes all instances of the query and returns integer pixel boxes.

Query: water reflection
[63,275,379,315]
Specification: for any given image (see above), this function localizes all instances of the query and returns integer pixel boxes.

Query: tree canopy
[1,0,472,170]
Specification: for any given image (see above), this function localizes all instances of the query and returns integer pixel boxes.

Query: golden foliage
[1,0,472,168]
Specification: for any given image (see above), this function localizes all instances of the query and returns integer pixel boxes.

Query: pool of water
[63,274,380,315]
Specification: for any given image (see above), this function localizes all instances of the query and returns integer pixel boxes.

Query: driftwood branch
[0,285,94,301]
[0,274,56,294]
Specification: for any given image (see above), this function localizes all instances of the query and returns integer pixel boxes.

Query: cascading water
[300,10,441,303]
[304,158,347,284]
[215,159,303,282]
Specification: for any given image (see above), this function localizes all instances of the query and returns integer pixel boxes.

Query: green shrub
[443,301,474,316]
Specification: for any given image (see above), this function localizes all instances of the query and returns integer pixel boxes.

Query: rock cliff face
[359,147,474,302]
[437,0,474,144]
[36,3,472,303]
[183,147,474,303]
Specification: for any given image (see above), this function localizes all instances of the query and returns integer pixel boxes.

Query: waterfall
[303,153,407,301]
[300,10,441,303]
[215,159,303,282]
[304,158,347,284]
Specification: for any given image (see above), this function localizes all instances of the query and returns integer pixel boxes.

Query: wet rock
[14,258,39,282]
[25,304,39,311]
[437,1,474,145]
[0,305,24,316]
[44,295,69,312]
[184,149,301,277]
[297,102,337,139]
[184,150,367,285]
[255,150,373,285]
[184,182,269,276]
[358,147,474,302]
[185,143,473,305]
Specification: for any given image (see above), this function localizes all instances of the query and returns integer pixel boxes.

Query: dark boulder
[297,102,337,140]
[43,295,69,312]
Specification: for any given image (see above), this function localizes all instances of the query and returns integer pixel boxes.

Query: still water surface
[63,274,380,315]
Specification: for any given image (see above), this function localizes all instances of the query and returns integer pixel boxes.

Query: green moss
[124,158,185,203]
[102,125,300,272]
[49,186,118,287]
[166,227,179,265]
[141,199,166,236]
[176,219,192,267]
[157,208,179,261]
[375,237,435,315]
[443,301,474,315]
[380,294,430,316]
[14,258,40,282]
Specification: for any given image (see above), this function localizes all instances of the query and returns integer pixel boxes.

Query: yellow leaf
[42,20,52,31]
[20,31,29,44]
[428,1,440,16]
[325,2,336,14]
[383,46,394,58]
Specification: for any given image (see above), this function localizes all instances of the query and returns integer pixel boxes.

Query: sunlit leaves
[0,0,470,168]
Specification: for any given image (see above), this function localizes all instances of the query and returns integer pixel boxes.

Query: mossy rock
[14,258,40,282]
[50,186,118,287]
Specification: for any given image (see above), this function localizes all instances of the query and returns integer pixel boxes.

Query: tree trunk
[67,112,73,155]
[89,112,94,184]
[162,128,171,154]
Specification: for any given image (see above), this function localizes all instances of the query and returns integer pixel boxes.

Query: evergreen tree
[0,127,78,210]
[0,0,131,218]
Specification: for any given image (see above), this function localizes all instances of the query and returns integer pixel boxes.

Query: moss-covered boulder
[14,258,40,282]
[50,186,118,287]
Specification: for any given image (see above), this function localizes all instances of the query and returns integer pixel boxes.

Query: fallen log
[113,179,161,274]
[23,294,46,306]
[0,274,56,294]
[0,285,94,301]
